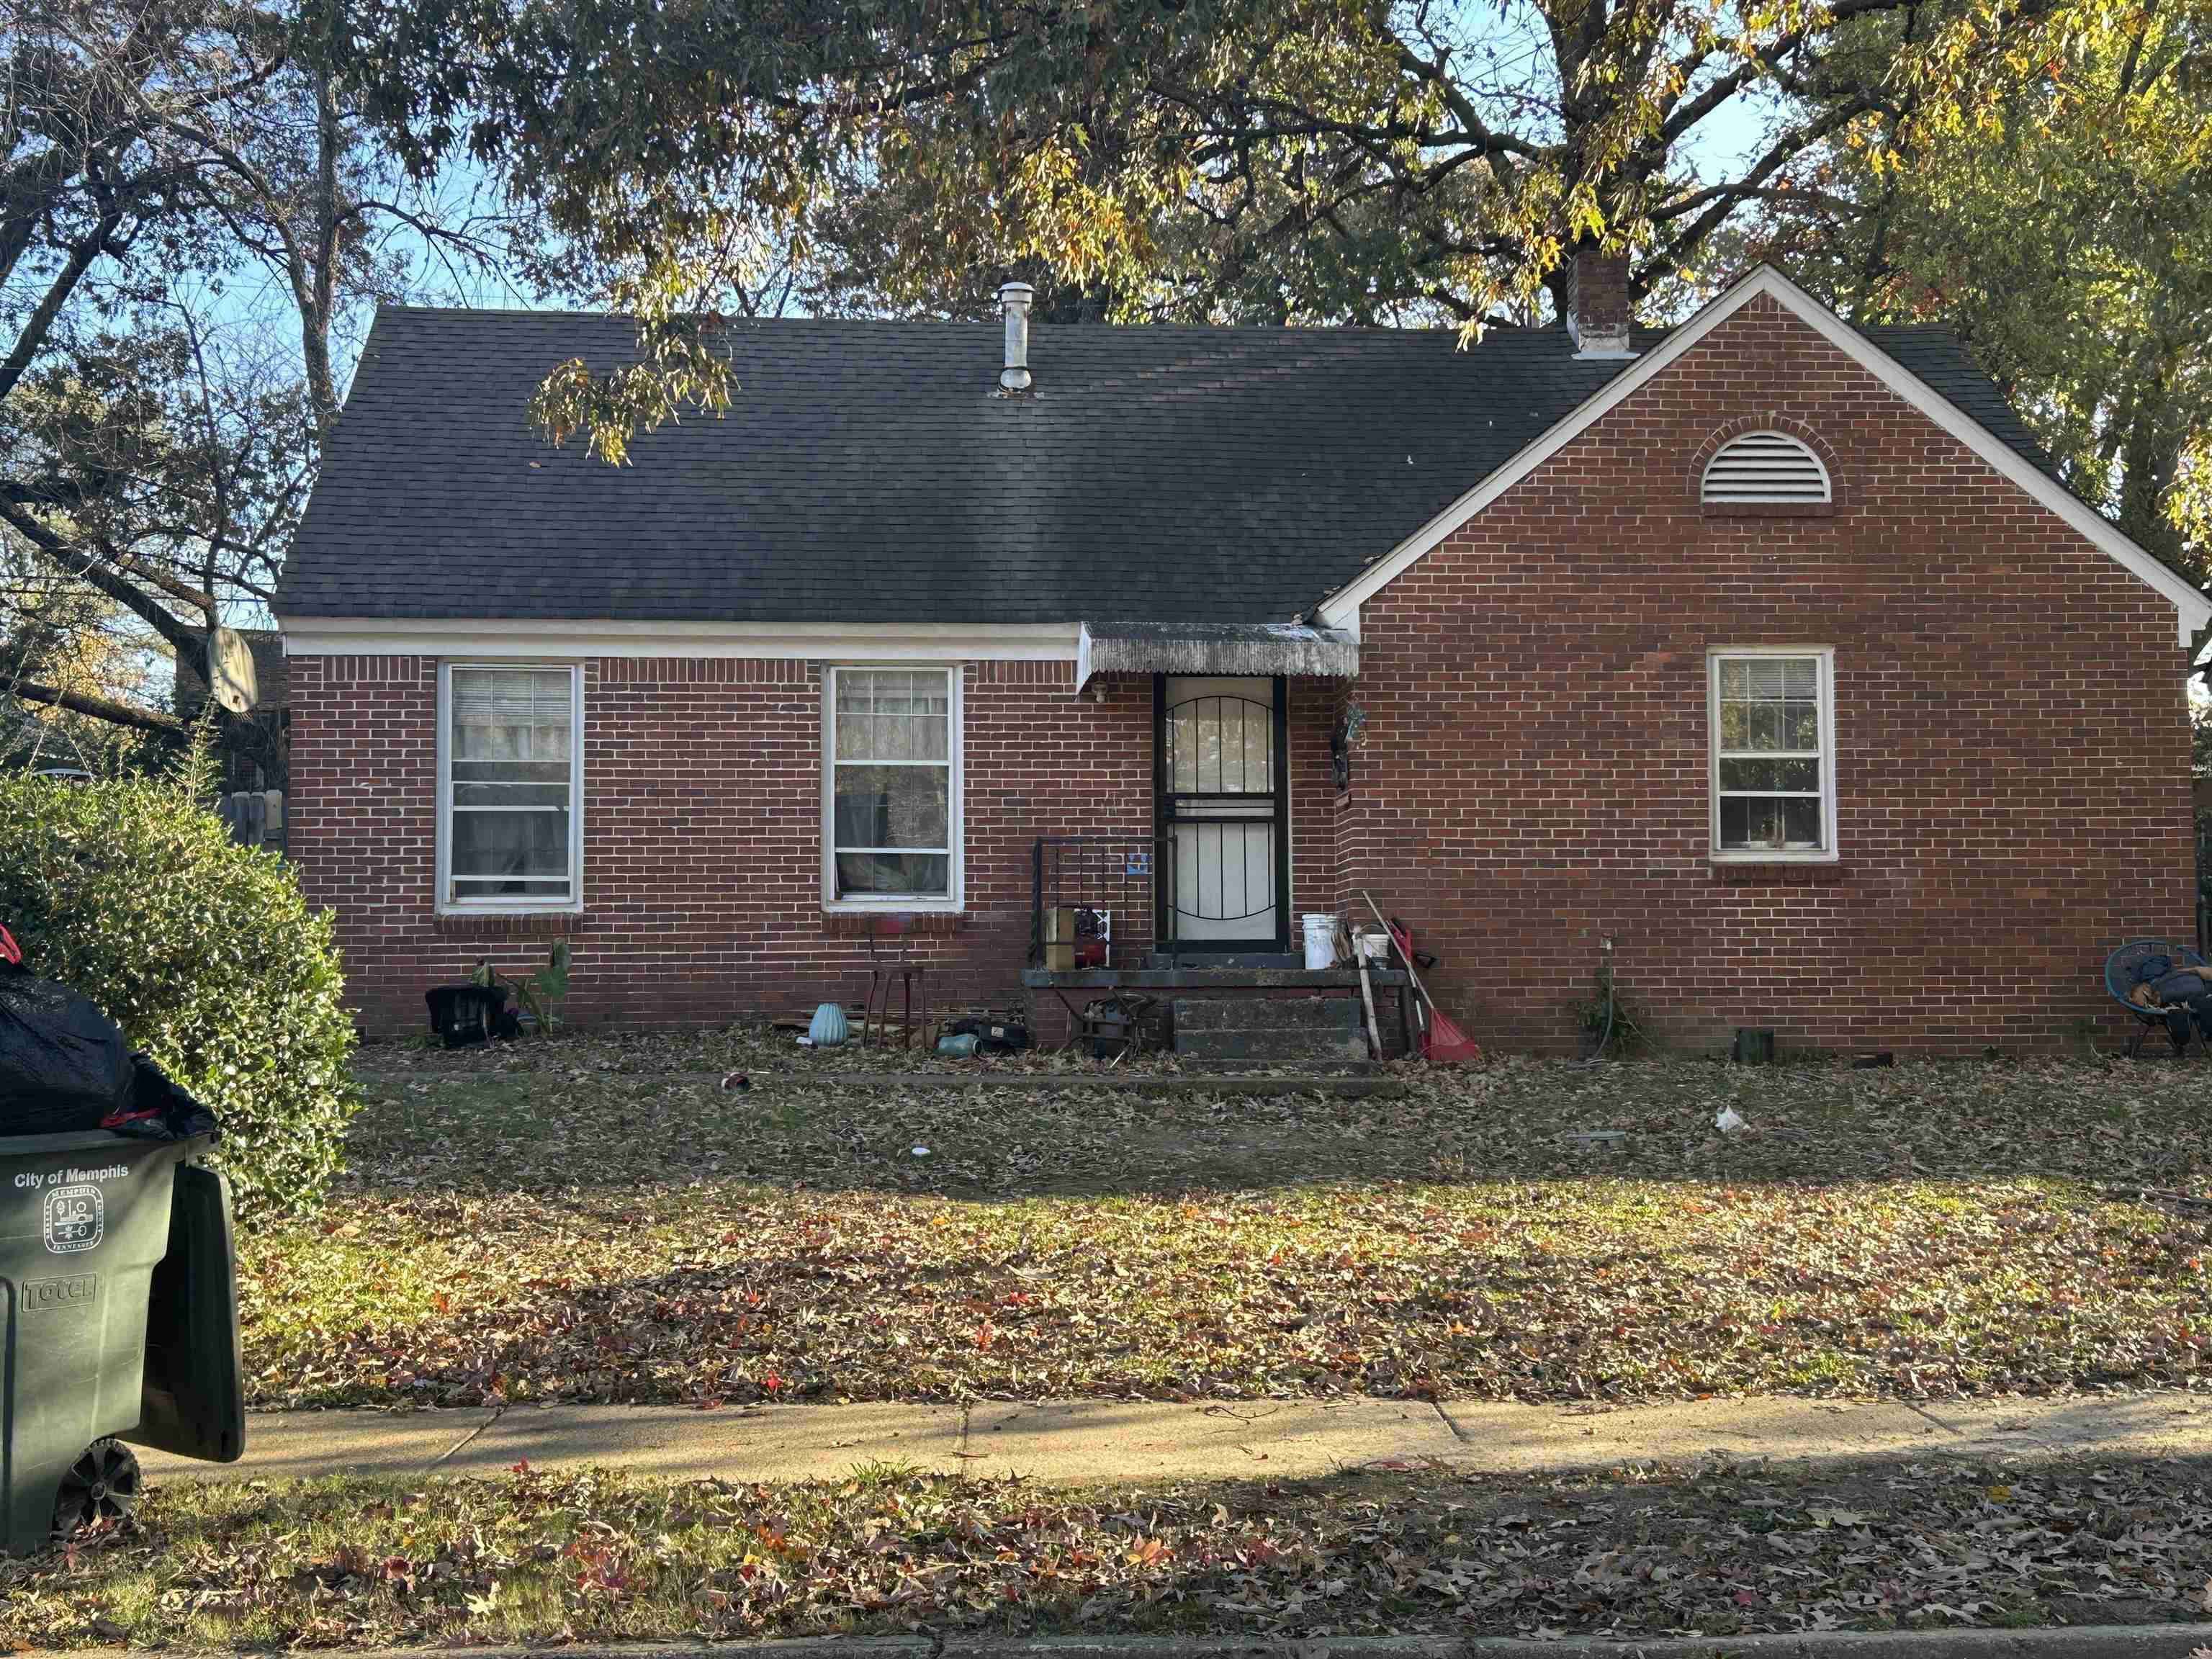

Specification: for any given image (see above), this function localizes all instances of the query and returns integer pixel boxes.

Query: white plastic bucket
[1301,913,1338,970]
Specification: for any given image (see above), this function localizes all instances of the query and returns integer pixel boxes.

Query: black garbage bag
[426,982,516,1048]
[103,1055,221,1143]
[0,957,134,1133]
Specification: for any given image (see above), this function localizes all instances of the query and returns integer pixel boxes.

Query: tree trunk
[2115,377,2187,574]
[299,68,346,439]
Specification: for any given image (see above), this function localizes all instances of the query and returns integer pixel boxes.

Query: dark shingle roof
[1868,327,2056,476]
[276,306,2056,624]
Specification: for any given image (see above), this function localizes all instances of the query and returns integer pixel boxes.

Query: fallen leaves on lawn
[4,1458,2206,1650]
[356,1022,1189,1082]
[238,1049,2212,1409]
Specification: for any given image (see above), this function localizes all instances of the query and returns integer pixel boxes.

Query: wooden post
[1356,951,1383,1060]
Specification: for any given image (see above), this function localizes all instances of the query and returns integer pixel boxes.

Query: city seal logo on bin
[42,1184,103,1254]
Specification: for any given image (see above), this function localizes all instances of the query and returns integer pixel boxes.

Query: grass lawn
[4,1457,2207,1648]
[237,1035,2212,1410]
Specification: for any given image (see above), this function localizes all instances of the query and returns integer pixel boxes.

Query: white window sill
[1708,849,1839,865]
[438,902,585,918]
[822,897,963,914]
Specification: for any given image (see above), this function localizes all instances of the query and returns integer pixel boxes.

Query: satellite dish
[208,626,258,715]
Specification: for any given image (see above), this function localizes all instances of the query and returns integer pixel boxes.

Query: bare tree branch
[0,500,210,659]
[0,202,122,403]
[12,679,184,732]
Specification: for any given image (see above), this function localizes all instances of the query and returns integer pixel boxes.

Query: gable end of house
[1313,265,2211,650]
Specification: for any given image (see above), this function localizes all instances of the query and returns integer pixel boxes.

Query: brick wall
[1333,294,2195,1053]
[1287,679,1338,922]
[292,657,1342,1032]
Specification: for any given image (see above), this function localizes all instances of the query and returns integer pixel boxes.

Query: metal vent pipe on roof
[999,282,1035,392]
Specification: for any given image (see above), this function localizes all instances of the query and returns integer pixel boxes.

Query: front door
[1157,675,1289,953]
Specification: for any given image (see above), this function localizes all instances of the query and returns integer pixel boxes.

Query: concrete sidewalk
[141,1390,2212,1488]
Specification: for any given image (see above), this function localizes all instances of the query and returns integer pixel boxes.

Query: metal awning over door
[1076,621,1357,692]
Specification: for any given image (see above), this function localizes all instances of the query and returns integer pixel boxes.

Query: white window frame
[436,661,585,914]
[1707,647,1838,863]
[821,664,964,913]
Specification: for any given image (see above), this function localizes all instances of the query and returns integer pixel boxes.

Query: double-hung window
[1709,649,1836,859]
[824,666,962,908]
[439,665,583,910]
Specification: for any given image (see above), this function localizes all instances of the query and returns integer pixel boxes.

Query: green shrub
[1568,957,1649,1057]
[0,765,355,1216]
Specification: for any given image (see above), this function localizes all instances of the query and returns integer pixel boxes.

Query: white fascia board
[278,616,1083,662]
[1316,264,2211,649]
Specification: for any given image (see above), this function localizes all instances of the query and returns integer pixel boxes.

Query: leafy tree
[0,564,159,772]
[1,0,520,748]
[1733,0,2212,614]
[337,0,2174,457]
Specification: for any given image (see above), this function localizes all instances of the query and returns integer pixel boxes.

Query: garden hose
[1577,937,1617,1065]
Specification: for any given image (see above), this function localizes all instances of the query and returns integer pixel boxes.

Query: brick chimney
[1565,242,1634,358]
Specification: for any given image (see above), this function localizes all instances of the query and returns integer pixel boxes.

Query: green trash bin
[0,1128,243,1555]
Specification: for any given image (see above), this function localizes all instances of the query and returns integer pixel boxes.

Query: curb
[50,1624,2212,1659]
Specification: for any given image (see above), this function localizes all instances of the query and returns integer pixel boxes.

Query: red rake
[1362,890,1480,1064]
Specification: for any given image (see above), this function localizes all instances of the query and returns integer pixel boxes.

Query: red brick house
[276,254,2209,1052]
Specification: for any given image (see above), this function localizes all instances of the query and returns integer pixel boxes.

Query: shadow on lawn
[258,1062,2212,1416]
[12,1452,2209,1647]
[340,1054,2212,1202]
[344,1120,2212,1204]
[270,1207,2208,1411]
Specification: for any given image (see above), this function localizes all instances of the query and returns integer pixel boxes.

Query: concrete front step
[1174,994,1365,1033]
[1172,1058,1378,1076]
[1176,1030,1369,1063]
[1143,950,1304,970]
[1172,994,1367,1063]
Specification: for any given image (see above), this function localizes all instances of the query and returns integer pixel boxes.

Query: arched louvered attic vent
[1701,431,1831,505]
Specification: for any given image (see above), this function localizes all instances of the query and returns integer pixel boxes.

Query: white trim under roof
[277,618,1082,661]
[1314,264,2212,649]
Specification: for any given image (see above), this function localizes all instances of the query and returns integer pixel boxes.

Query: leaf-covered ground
[4,1458,2207,1648]
[240,1042,2212,1409]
